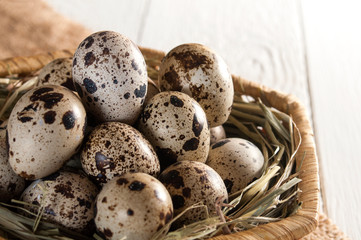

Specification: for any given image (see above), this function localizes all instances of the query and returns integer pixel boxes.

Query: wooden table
[46,0,361,238]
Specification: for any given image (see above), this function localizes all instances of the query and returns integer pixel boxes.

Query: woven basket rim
[0,47,320,240]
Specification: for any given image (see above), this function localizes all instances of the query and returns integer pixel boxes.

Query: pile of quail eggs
[0,31,265,240]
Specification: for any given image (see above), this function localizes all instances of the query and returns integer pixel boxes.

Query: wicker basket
[0,47,320,240]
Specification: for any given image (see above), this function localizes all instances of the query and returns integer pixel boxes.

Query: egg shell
[95,172,173,240]
[144,78,160,105]
[0,138,25,202]
[210,125,226,145]
[81,121,160,184]
[36,58,75,91]
[159,161,228,227]
[7,85,87,180]
[21,171,99,232]
[72,31,148,124]
[138,91,210,170]
[206,138,265,194]
[158,43,234,127]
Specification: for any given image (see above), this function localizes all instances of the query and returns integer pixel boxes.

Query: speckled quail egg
[158,43,234,127]
[81,122,160,184]
[7,85,87,180]
[138,91,210,170]
[144,78,160,105]
[95,172,173,240]
[0,138,25,202]
[159,161,228,227]
[72,31,148,124]
[36,58,75,91]
[206,138,264,194]
[210,125,226,145]
[21,171,98,232]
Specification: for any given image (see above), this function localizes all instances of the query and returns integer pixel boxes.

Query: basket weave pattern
[0,47,320,240]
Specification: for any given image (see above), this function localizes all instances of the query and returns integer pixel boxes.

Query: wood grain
[301,1,361,239]
[139,0,311,118]
[45,0,311,117]
[45,0,148,45]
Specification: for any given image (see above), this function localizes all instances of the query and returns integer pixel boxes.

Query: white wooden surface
[45,0,361,238]
[301,1,361,238]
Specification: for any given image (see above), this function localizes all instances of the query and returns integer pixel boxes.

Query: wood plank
[139,0,311,118]
[44,0,148,43]
[45,0,311,117]
[301,1,361,239]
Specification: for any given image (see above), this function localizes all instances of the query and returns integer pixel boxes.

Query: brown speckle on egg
[95,172,173,240]
[103,228,113,238]
[21,171,99,232]
[43,111,56,124]
[138,91,210,171]
[84,36,94,49]
[170,95,184,107]
[172,195,185,209]
[127,208,134,216]
[154,147,178,169]
[134,84,147,98]
[72,31,148,124]
[212,139,231,149]
[81,122,160,184]
[54,183,75,198]
[182,138,199,151]
[158,43,234,127]
[36,58,75,91]
[84,52,96,66]
[116,178,129,185]
[19,171,35,180]
[159,161,228,227]
[62,111,76,130]
[124,92,130,99]
[83,78,97,94]
[170,47,213,71]
[161,169,184,189]
[30,88,64,109]
[192,113,204,137]
[129,181,146,191]
[0,138,25,202]
[206,138,265,194]
[7,85,87,180]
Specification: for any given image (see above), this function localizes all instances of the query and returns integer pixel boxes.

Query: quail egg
[159,161,228,227]
[7,85,87,180]
[21,171,99,232]
[81,121,160,184]
[36,58,75,91]
[138,91,210,170]
[158,43,234,127]
[95,172,173,240]
[0,137,25,202]
[144,78,160,105]
[72,31,148,124]
[210,125,226,145]
[206,138,264,194]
